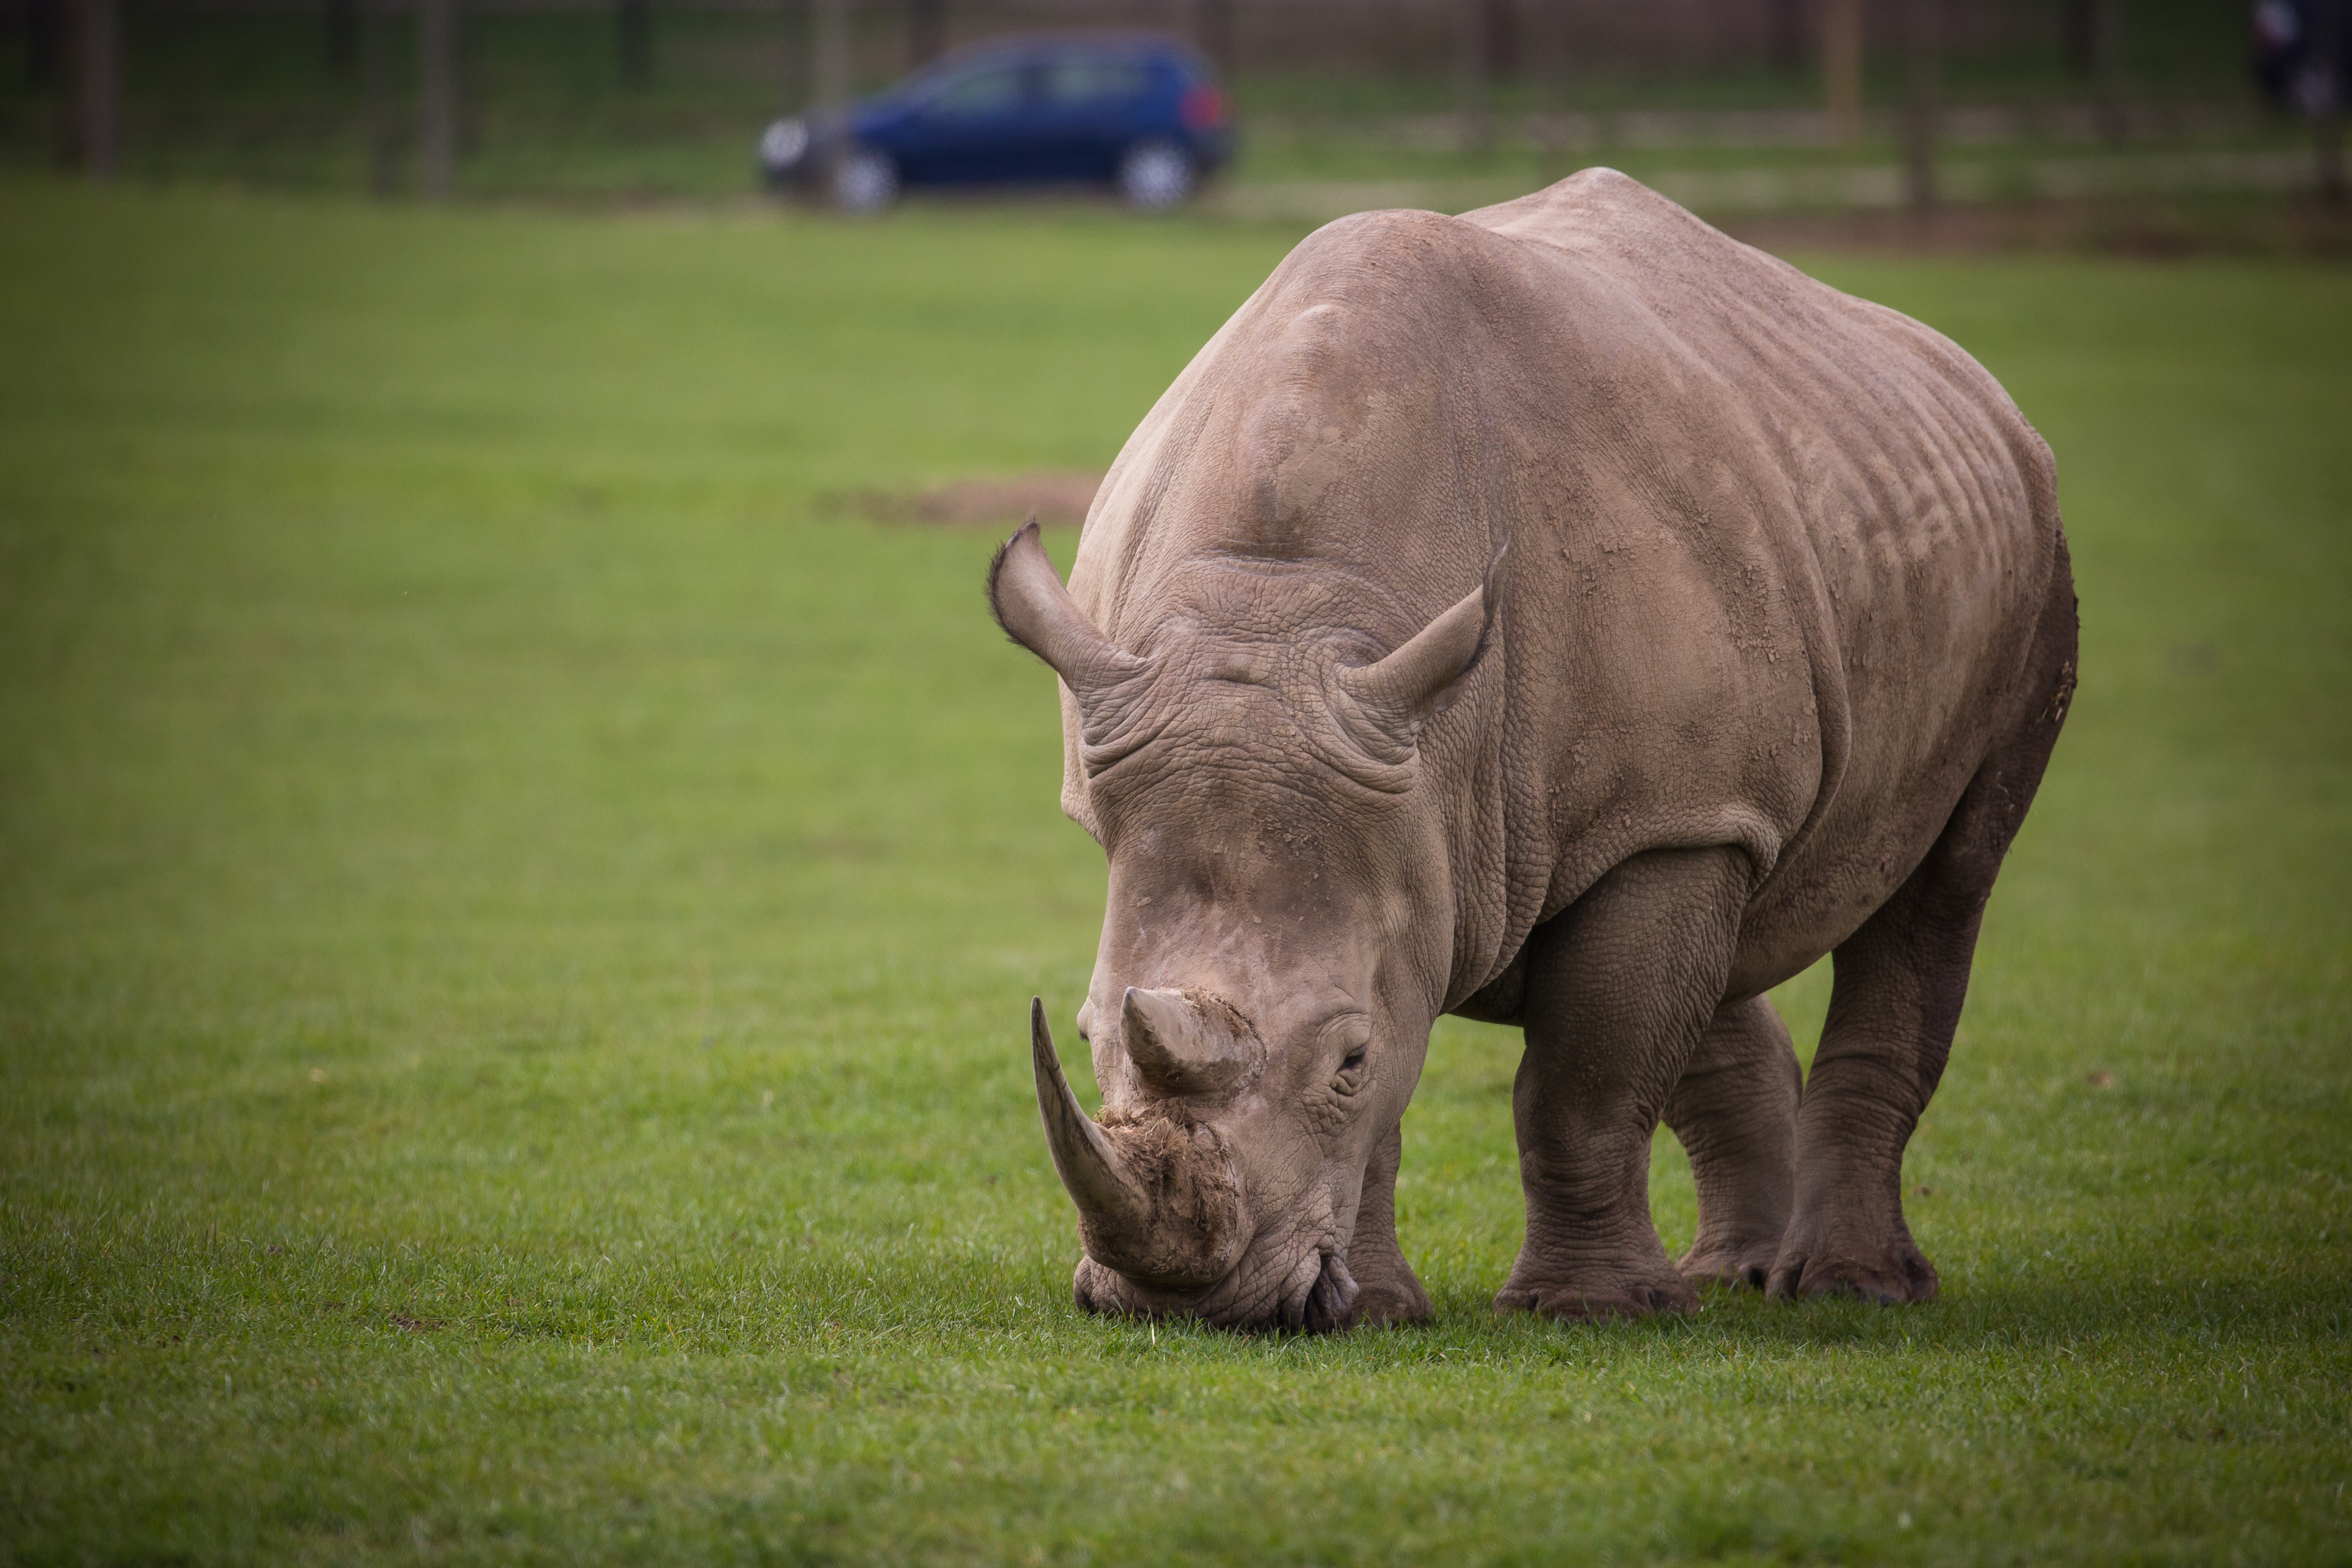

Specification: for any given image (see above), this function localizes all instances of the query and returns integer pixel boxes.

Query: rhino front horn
[1030,996,1152,1242]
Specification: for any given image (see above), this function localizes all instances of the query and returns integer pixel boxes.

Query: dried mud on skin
[833,471,1104,528]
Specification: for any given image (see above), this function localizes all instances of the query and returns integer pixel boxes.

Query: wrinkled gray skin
[989,170,2077,1331]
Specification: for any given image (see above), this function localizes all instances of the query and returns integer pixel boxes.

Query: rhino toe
[1766,1241,1939,1305]
[1494,1272,1696,1322]
[1678,1241,1780,1293]
[1346,1274,1433,1328]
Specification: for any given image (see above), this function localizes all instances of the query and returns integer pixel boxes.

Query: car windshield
[928,65,1026,115]
[1042,57,1152,103]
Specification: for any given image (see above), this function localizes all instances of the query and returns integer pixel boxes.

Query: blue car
[759,34,1232,211]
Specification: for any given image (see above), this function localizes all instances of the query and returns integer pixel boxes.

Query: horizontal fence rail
[2,0,2340,206]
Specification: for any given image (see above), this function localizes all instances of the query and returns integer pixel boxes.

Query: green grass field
[1,178,2347,1565]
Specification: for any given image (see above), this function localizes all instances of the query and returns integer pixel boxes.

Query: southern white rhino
[988,169,2077,1330]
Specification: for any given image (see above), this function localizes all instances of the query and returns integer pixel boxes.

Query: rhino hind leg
[1764,852,1978,1306]
[1769,548,2078,1306]
[1496,846,1751,1322]
[1344,1121,1433,1327]
[1664,993,1801,1290]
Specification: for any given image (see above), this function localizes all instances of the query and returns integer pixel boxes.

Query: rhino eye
[1331,1024,1371,1095]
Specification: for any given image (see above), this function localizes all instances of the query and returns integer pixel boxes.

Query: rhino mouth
[1074,1241,1360,1334]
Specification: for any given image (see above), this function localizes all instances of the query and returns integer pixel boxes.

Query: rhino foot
[1765,1235,1939,1305]
[1493,1267,1696,1323]
[1345,1269,1432,1328]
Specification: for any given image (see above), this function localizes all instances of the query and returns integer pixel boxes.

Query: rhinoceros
[988,170,2076,1330]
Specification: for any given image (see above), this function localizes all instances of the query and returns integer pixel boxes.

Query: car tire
[830,147,900,213]
[1118,139,1196,211]
[758,117,811,186]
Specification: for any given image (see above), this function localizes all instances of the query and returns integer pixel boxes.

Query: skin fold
[991,168,2077,1330]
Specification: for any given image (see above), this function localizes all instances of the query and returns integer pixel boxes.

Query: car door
[891,59,1039,185]
[1030,52,1158,181]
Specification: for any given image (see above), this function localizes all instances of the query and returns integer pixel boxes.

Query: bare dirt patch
[836,470,1103,528]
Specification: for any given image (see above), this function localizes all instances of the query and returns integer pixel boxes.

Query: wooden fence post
[904,0,943,69]
[418,0,455,198]
[1903,0,1938,213]
[1192,0,1234,78]
[29,0,59,91]
[2094,0,2125,144]
[775,0,805,111]
[813,0,849,171]
[1531,0,1573,179]
[2317,0,2346,200]
[77,0,117,178]
[1455,0,1491,153]
[363,0,396,195]
[618,0,652,89]
[327,0,358,79]
[1823,0,1862,146]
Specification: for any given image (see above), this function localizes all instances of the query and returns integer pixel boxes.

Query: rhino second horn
[1029,996,1151,1239]
[1333,537,1510,739]
[1121,987,1252,1096]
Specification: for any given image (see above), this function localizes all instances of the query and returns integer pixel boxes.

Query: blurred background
[5,0,2349,238]
[3,0,2348,1555]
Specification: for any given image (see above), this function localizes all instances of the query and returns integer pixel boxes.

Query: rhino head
[989,520,1503,1331]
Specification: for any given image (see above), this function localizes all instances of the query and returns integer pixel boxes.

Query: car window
[929,65,1025,115]
[1042,57,1152,105]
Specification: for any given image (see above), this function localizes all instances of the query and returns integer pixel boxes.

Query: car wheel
[1118,139,1196,211]
[758,117,810,186]
[830,147,900,213]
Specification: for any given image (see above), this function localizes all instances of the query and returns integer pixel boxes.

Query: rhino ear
[1333,537,1508,746]
[988,517,1145,698]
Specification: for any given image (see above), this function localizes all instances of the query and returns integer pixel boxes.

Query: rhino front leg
[1497,846,1749,1322]
[1344,1120,1432,1327]
[1664,993,1801,1290]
